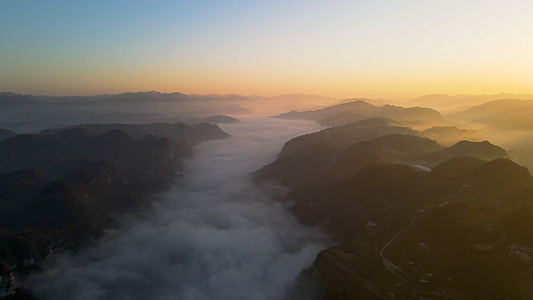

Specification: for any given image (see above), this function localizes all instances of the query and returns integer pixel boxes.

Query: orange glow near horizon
[1,1,533,101]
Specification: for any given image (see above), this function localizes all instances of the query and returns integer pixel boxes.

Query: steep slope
[0,128,182,184]
[253,143,338,185]
[254,121,533,298]
[422,140,509,165]
[278,118,420,157]
[309,158,533,299]
[336,134,443,170]
[254,132,444,227]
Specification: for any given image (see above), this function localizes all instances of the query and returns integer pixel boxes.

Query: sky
[1,0,533,99]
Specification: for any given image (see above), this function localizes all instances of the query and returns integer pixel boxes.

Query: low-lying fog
[25,118,330,300]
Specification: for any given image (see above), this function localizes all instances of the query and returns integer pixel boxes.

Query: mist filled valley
[2,91,533,299]
[22,119,329,300]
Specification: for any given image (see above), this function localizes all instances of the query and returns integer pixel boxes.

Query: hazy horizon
[4,90,533,106]
[2,1,533,99]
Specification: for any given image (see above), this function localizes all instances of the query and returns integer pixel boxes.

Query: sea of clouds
[25,118,330,300]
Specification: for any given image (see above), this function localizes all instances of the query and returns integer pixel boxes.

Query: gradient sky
[1,0,532,99]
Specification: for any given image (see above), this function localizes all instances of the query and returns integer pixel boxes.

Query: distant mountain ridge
[273,100,450,130]
[408,93,533,113]
[39,122,228,143]
[451,99,533,130]
[334,97,387,107]
[0,92,340,132]
[422,140,508,165]
[444,98,533,149]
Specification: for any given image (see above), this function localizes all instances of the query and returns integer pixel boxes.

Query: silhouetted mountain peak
[274,99,449,129]
[448,140,508,158]
[477,158,533,186]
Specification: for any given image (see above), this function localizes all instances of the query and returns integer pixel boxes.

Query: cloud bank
[25,118,329,300]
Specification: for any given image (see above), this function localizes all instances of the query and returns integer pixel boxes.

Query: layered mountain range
[274,100,450,130]
[0,92,334,132]
[254,109,533,298]
[2,91,533,299]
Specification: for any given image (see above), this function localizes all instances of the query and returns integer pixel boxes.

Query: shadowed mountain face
[421,140,509,166]
[253,118,533,299]
[270,118,507,172]
[254,120,511,229]
[0,129,17,141]
[277,118,421,157]
[274,100,450,130]
[0,122,228,192]
[337,134,444,168]
[0,122,229,299]
[0,161,150,299]
[255,136,509,202]
[39,122,229,143]
[0,128,182,181]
